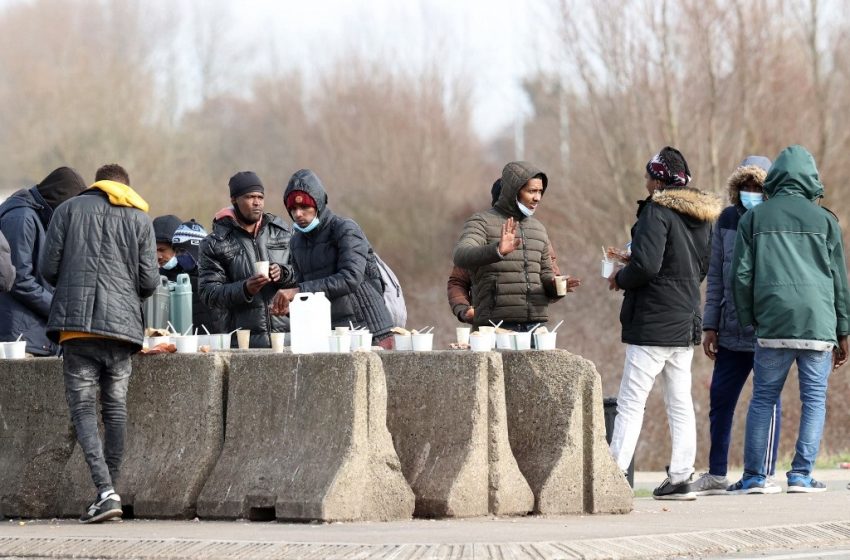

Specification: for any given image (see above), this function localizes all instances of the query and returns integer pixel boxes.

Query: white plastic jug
[289,292,332,354]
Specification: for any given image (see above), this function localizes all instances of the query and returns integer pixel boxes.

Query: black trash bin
[603,397,634,488]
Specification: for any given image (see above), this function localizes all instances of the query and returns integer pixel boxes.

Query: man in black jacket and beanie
[41,163,159,523]
[607,147,721,500]
[0,166,87,356]
[198,171,295,348]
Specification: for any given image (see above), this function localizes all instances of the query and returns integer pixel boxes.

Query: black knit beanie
[152,215,183,245]
[36,167,87,210]
[228,171,264,198]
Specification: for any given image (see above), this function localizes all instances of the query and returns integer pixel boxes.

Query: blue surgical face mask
[740,191,764,210]
[176,252,197,271]
[293,216,320,233]
[516,199,535,217]
[161,256,178,270]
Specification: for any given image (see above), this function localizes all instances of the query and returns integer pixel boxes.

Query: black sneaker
[652,476,696,501]
[79,492,123,524]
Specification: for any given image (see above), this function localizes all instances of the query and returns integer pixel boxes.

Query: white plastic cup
[456,327,471,346]
[469,333,491,352]
[254,261,270,277]
[4,341,25,359]
[271,332,286,353]
[534,331,557,350]
[477,326,496,349]
[174,335,199,353]
[335,326,350,335]
[555,275,568,296]
[236,329,250,350]
[0,343,6,359]
[393,334,412,351]
[601,259,615,278]
[512,332,532,350]
[495,332,513,350]
[328,333,351,353]
[197,335,210,349]
[149,336,170,348]
[351,331,372,351]
[412,333,434,351]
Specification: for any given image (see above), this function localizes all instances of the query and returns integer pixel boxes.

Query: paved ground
[1,471,848,559]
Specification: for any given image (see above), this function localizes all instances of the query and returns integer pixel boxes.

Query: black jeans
[63,338,135,494]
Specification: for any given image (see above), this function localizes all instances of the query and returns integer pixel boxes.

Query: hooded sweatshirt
[732,145,850,347]
[283,169,393,337]
[452,161,559,327]
[616,186,722,346]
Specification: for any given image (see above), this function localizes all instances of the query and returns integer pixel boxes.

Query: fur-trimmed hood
[652,187,722,223]
[727,165,768,206]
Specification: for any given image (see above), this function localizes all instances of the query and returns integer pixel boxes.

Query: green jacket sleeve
[827,216,850,336]
[731,212,755,328]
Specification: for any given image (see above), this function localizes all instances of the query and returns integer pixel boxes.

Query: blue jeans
[709,348,781,477]
[63,338,135,494]
[743,346,832,481]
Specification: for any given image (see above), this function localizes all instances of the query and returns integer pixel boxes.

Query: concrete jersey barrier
[0,358,75,519]
[500,350,633,514]
[55,353,227,518]
[380,351,534,517]
[196,352,414,522]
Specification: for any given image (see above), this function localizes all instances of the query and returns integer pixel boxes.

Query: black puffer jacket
[616,187,722,346]
[40,184,160,347]
[0,188,58,355]
[198,210,294,347]
[284,169,393,338]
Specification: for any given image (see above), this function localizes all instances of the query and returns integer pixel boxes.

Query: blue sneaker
[787,475,827,493]
[727,477,781,495]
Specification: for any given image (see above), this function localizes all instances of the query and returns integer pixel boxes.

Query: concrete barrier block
[501,350,632,514]
[381,351,533,518]
[0,358,75,519]
[196,352,413,522]
[56,353,226,518]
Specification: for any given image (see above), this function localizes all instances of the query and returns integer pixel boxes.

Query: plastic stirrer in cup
[182,324,194,336]
[202,325,211,335]
[15,333,23,342]
[551,319,565,333]
[167,321,177,334]
[489,320,504,329]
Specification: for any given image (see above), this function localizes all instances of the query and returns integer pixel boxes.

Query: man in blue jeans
[41,164,158,523]
[730,145,850,493]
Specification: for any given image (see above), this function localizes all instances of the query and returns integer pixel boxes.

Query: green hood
[494,161,548,219]
[763,145,824,201]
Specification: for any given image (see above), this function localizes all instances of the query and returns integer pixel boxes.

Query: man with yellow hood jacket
[40,163,159,524]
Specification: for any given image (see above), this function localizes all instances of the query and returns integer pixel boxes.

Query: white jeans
[609,344,696,484]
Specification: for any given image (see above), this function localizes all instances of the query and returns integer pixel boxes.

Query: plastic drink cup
[393,334,412,351]
[496,332,513,349]
[469,333,491,352]
[555,275,568,296]
[412,333,434,351]
[4,341,26,359]
[534,331,557,350]
[351,331,372,351]
[254,261,270,277]
[477,326,496,349]
[0,343,5,359]
[328,333,351,353]
[335,326,350,335]
[456,327,471,345]
[601,259,615,278]
[236,329,250,349]
[512,332,532,350]
[174,335,199,353]
[271,332,285,353]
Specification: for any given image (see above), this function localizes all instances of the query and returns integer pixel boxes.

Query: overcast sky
[220,0,553,139]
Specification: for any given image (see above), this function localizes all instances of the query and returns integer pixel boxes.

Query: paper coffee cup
[236,329,250,349]
[456,327,471,345]
[555,275,568,296]
[271,332,285,353]
[601,259,615,278]
[254,261,270,277]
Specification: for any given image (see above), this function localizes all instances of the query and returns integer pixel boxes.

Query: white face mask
[161,255,178,270]
[516,199,535,217]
